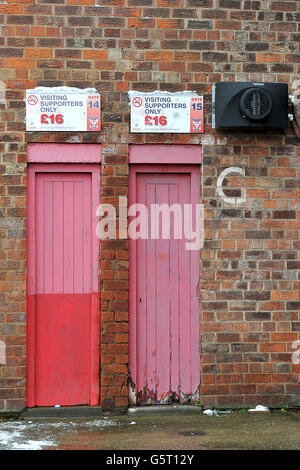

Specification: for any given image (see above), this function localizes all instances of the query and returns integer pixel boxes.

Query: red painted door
[129,165,200,405]
[27,164,100,406]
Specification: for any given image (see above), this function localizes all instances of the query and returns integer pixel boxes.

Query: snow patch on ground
[0,418,118,450]
[84,419,119,428]
[0,428,53,450]
[11,439,55,450]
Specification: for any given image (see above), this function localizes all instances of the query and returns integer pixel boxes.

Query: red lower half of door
[34,294,91,406]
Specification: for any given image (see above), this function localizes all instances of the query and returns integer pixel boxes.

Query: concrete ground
[1,407,300,450]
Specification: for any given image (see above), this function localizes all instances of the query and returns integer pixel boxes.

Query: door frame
[26,163,100,407]
[128,163,201,405]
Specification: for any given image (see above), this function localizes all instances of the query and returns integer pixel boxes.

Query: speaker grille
[240,88,272,121]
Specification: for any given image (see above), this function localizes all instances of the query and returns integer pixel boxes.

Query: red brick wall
[0,0,300,411]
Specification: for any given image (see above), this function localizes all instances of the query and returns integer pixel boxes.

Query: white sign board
[129,91,204,133]
[26,87,101,131]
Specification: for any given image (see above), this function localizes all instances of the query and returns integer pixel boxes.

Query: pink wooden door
[129,165,200,405]
[27,164,100,407]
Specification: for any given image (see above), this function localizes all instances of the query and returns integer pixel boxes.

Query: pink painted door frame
[27,163,100,407]
[129,162,201,405]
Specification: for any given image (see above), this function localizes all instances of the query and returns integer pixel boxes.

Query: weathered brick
[24,48,52,58]
[7,15,34,25]
[256,53,284,63]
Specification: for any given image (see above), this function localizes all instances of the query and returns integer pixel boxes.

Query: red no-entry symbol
[27,95,38,105]
[132,97,143,107]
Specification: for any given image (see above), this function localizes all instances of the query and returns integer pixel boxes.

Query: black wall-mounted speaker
[213,82,288,131]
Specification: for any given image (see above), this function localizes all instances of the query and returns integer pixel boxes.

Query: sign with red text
[129,91,204,133]
[26,87,101,131]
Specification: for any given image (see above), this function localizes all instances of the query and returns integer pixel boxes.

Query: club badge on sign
[89,116,99,129]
